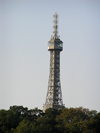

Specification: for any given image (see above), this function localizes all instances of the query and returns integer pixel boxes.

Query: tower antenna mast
[53,12,59,39]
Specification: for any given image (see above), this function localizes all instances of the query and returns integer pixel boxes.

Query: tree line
[0,106,100,133]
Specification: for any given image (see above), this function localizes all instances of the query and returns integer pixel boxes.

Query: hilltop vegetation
[0,106,100,133]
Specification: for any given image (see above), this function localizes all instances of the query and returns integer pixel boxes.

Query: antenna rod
[53,12,59,39]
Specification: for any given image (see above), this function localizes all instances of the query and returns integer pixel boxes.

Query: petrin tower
[43,13,64,112]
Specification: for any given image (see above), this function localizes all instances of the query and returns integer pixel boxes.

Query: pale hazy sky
[0,0,100,112]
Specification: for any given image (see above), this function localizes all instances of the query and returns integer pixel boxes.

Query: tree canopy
[0,106,100,133]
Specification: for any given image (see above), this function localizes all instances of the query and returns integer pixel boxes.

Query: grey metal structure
[43,13,64,112]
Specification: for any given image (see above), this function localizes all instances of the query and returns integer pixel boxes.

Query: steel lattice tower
[43,13,64,112]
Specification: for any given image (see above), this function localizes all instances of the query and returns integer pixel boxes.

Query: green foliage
[0,106,100,133]
[15,119,36,133]
[36,108,61,133]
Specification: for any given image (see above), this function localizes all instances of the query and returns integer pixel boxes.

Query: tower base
[43,104,64,112]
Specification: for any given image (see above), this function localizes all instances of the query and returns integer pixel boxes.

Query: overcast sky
[0,0,100,112]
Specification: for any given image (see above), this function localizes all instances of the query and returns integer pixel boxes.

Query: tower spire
[53,12,59,39]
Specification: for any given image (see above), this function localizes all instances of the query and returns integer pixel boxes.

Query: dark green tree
[36,108,61,133]
[0,106,100,133]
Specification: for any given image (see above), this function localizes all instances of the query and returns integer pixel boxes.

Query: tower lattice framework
[43,13,64,112]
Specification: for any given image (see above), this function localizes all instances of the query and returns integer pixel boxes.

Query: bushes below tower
[0,106,100,133]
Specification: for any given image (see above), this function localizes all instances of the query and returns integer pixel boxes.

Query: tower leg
[43,50,63,112]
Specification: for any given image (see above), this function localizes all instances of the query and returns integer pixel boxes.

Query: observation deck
[48,38,63,51]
